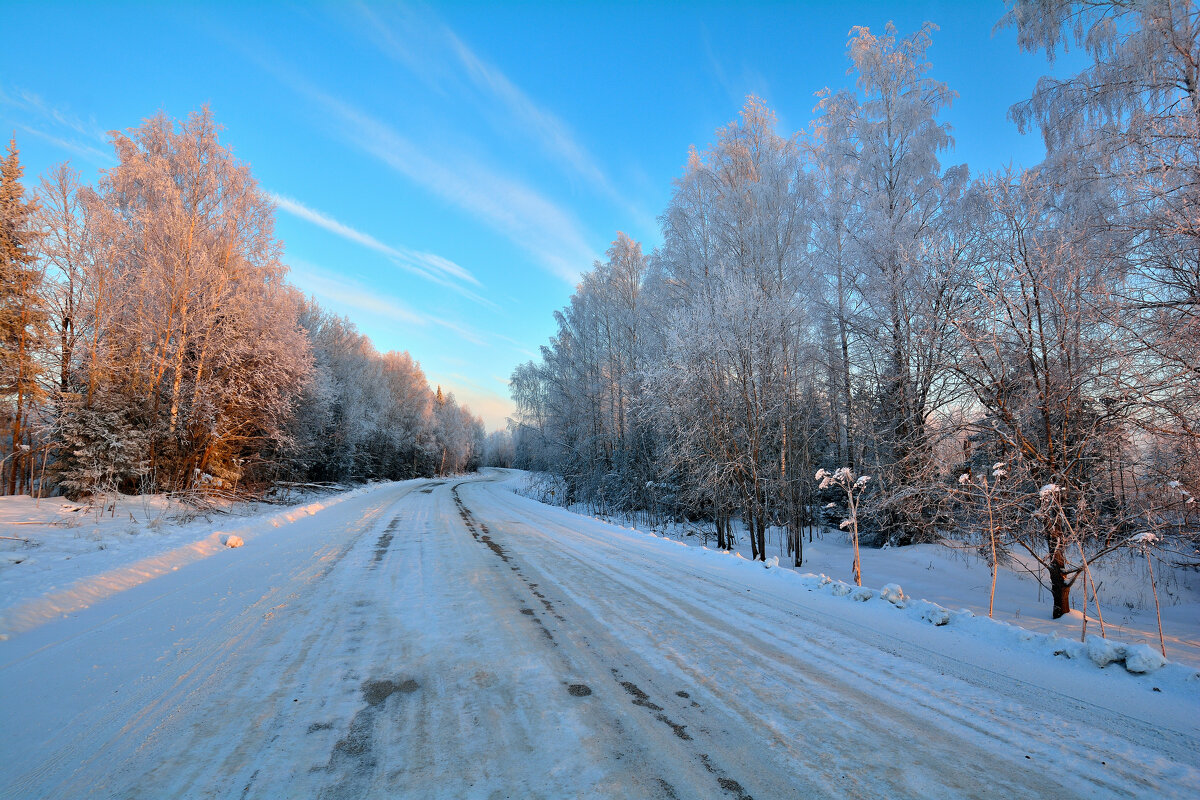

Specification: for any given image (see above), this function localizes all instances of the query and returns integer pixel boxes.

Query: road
[1,471,1197,798]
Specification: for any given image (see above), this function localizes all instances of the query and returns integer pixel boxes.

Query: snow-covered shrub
[919,604,951,626]
[54,401,150,499]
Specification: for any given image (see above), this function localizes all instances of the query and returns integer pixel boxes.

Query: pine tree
[0,137,47,495]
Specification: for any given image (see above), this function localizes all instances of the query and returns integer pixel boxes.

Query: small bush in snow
[1081,637,1164,673]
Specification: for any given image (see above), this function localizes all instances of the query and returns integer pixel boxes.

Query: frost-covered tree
[1002,0,1200,499]
[483,429,514,468]
[510,232,652,507]
[813,22,971,543]
[508,8,1197,617]
[54,400,149,499]
[955,169,1140,617]
[87,108,313,489]
[650,97,819,559]
[35,164,91,396]
[20,109,316,494]
[0,106,485,498]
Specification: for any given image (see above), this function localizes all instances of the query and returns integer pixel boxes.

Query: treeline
[510,2,1198,617]
[0,108,484,498]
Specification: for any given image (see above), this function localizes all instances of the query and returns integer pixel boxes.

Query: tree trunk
[755,513,766,562]
[1048,530,1071,618]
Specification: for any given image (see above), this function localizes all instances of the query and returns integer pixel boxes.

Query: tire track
[451,482,784,799]
[465,477,1200,799]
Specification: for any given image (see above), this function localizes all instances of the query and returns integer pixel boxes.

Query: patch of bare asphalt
[610,669,758,798]
[314,678,420,800]
[372,532,393,564]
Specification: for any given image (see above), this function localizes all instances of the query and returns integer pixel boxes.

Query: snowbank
[0,483,388,638]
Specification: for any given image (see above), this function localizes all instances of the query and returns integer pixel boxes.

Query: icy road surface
[2,471,1197,799]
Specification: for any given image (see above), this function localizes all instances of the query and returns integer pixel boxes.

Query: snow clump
[1084,637,1166,674]
[879,583,906,606]
[918,603,951,626]
[222,534,244,549]
[1086,636,1125,668]
[1124,645,1167,674]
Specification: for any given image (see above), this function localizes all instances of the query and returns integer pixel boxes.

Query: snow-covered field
[1,470,1197,798]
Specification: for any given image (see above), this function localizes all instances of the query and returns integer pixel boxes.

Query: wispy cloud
[699,26,778,125]
[335,107,595,283]
[356,4,658,236]
[442,28,616,199]
[0,85,113,165]
[488,332,540,360]
[0,85,107,141]
[270,191,500,307]
[13,123,112,165]
[234,27,599,283]
[289,259,488,346]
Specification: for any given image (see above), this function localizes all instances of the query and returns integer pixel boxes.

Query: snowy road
[2,471,1197,798]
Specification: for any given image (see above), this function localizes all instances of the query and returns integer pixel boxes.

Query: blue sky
[2,1,1073,430]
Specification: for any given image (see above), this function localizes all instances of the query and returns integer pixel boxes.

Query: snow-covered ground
[1,470,1197,798]
[524,475,1200,672]
[0,483,381,638]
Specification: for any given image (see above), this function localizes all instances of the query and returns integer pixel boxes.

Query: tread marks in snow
[616,676,693,741]
[455,482,754,800]
[371,516,404,565]
[453,484,564,639]
[609,669,759,796]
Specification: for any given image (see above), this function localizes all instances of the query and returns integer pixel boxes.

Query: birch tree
[815,22,970,543]
[80,108,312,489]
[956,169,1137,617]
[1002,0,1200,497]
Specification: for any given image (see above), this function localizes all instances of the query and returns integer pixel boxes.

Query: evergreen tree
[0,137,47,495]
